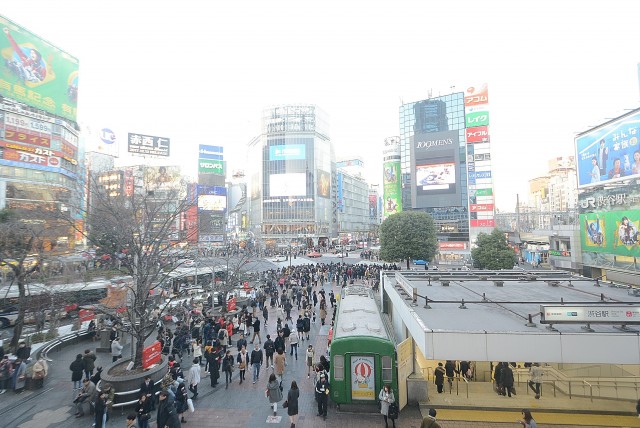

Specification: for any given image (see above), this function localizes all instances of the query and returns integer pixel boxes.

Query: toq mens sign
[415,137,455,150]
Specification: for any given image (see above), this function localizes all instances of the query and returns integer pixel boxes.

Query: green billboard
[581,210,640,257]
[465,111,489,127]
[0,16,79,122]
[198,159,225,175]
[383,160,402,217]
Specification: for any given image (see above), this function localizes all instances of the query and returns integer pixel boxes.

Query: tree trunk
[135,335,144,368]
[10,275,27,351]
[406,259,410,270]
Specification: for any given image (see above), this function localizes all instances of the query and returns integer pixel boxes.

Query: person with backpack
[264,335,275,368]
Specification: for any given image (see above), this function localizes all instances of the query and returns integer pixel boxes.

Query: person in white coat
[187,358,201,399]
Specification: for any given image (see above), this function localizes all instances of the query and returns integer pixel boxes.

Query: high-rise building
[247,105,335,249]
[399,92,470,262]
[0,17,81,250]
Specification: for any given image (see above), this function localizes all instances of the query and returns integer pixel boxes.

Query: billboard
[128,132,170,157]
[575,109,640,188]
[465,111,489,127]
[337,172,344,212]
[197,185,227,212]
[383,161,401,215]
[0,16,79,122]
[143,166,181,191]
[464,84,489,107]
[466,126,489,143]
[198,144,223,160]
[317,170,330,198]
[269,173,306,197]
[198,159,225,175]
[581,211,640,257]
[411,130,460,208]
[369,194,377,219]
[269,144,306,161]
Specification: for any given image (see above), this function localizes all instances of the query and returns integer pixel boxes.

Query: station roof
[383,269,640,364]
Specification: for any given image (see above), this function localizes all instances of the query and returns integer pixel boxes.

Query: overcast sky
[2,0,639,211]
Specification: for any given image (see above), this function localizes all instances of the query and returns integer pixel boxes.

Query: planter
[100,355,168,404]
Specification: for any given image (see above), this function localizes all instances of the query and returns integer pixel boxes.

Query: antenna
[427,89,432,99]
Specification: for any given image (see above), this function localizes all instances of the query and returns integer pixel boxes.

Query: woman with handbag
[237,347,248,384]
[266,373,283,417]
[378,384,396,428]
[175,382,189,424]
[135,393,152,428]
[286,380,300,428]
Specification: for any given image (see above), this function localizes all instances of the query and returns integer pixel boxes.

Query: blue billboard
[269,144,306,160]
[198,145,224,160]
[575,109,640,188]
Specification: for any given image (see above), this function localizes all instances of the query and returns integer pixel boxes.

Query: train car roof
[333,286,390,341]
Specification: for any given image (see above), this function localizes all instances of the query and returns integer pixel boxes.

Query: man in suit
[598,139,609,176]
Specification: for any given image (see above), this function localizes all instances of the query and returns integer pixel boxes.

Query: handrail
[583,380,593,402]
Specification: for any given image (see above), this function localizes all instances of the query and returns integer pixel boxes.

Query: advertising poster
[351,355,375,400]
[369,194,377,219]
[198,144,223,160]
[575,109,640,188]
[337,172,344,212]
[198,159,225,175]
[464,84,489,107]
[143,166,181,191]
[317,170,330,198]
[465,110,489,127]
[0,16,79,121]
[382,161,401,216]
[581,211,640,257]
[251,173,260,200]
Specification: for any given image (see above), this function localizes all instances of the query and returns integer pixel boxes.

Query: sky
[2,0,640,211]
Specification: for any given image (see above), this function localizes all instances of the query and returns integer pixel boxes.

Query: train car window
[382,356,393,382]
[334,355,344,380]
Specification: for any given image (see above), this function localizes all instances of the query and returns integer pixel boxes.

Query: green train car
[330,285,397,407]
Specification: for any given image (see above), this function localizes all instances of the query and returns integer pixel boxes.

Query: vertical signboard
[465,84,496,244]
[382,136,402,219]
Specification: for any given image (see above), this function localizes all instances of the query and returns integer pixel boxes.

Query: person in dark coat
[434,362,445,393]
[69,354,84,391]
[501,362,515,397]
[494,362,504,395]
[139,375,156,410]
[156,391,181,428]
[135,393,153,428]
[175,382,189,423]
[94,391,108,428]
[205,347,220,387]
[287,380,300,428]
[82,349,97,380]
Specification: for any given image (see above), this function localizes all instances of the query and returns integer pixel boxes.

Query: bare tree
[79,170,195,368]
[0,209,63,350]
[202,247,254,314]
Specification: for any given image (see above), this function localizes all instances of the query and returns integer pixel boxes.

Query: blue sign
[199,145,224,160]
[269,144,306,161]
[575,110,640,188]
[469,171,492,180]
[337,172,344,212]
[196,185,227,196]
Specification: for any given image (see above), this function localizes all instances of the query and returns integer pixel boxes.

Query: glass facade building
[399,92,469,243]
[248,105,336,248]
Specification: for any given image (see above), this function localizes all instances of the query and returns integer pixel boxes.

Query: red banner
[466,126,489,143]
[470,219,496,227]
[469,203,494,212]
[438,241,467,250]
[464,84,489,106]
[227,297,237,311]
[79,309,95,322]
[142,341,162,369]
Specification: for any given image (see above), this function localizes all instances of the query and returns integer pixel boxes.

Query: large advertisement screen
[269,144,306,161]
[317,170,330,198]
[575,110,640,188]
[269,173,306,197]
[581,211,640,257]
[411,130,460,208]
[144,166,181,191]
[0,16,79,122]
[198,195,226,212]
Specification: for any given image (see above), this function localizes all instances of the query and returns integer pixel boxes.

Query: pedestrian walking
[528,363,543,399]
[420,408,441,428]
[518,409,538,428]
[222,350,234,388]
[175,382,189,424]
[314,372,330,420]
[274,347,286,384]
[126,413,138,428]
[266,373,283,417]
[250,342,263,384]
[0,355,11,394]
[434,362,445,393]
[286,380,300,428]
[306,345,315,378]
[156,391,181,428]
[264,334,275,368]
[379,384,396,428]
[237,346,249,384]
[205,346,220,387]
[82,349,97,379]
[187,358,201,399]
[135,394,152,428]
[70,354,84,392]
[502,362,515,397]
[251,318,262,344]
[289,331,298,360]
[111,337,123,362]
